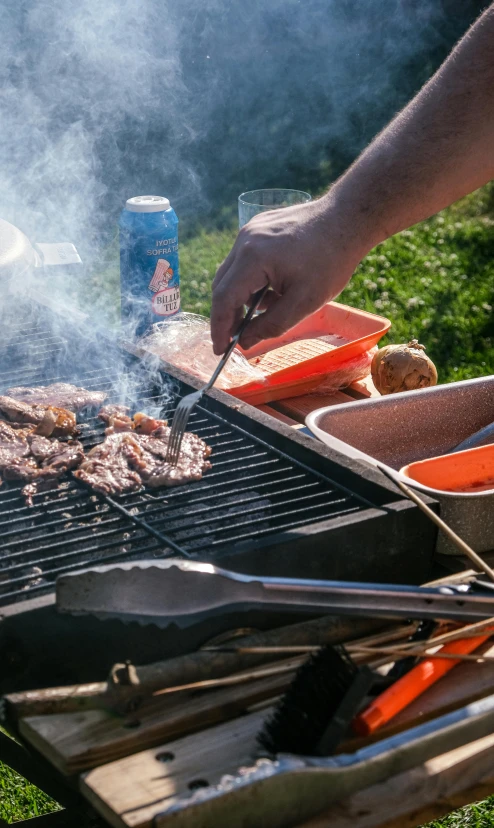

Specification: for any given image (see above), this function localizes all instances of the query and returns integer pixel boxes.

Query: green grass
[174,183,494,385]
[424,797,494,828]
[342,187,494,383]
[83,184,494,390]
[2,185,494,824]
[85,183,493,385]
[0,730,62,822]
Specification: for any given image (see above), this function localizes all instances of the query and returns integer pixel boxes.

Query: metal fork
[165,284,269,465]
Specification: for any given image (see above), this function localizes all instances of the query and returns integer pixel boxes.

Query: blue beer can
[119,195,180,335]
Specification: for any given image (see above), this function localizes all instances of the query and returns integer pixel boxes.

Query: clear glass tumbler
[238,188,311,229]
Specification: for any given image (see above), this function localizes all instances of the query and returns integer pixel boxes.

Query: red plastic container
[228,301,390,406]
[401,444,494,493]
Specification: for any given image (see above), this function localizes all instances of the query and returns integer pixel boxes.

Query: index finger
[210,257,269,355]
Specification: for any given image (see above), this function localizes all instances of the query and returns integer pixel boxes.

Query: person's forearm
[324,4,494,255]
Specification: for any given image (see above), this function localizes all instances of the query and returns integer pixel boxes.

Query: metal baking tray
[306,377,494,555]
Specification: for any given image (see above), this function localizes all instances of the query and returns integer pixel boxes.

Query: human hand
[210,195,368,355]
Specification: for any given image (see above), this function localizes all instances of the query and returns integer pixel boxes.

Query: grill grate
[0,312,371,606]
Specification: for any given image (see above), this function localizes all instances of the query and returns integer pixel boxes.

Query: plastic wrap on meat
[141,313,265,389]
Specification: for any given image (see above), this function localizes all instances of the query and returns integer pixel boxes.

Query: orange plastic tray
[227,301,390,405]
[401,444,494,494]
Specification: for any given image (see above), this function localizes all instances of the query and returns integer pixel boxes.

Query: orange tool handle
[352,634,490,737]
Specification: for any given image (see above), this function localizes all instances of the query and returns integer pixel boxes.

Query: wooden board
[341,641,494,752]
[274,390,354,423]
[81,719,494,828]
[391,641,494,727]
[19,672,289,776]
[346,375,380,400]
[295,733,494,828]
[254,404,304,428]
[81,710,265,828]
[20,633,494,778]
[17,810,108,827]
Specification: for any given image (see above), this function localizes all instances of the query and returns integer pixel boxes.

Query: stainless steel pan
[0,218,80,282]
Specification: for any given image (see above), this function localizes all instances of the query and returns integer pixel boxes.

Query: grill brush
[257,644,375,757]
[56,558,494,627]
[256,627,492,757]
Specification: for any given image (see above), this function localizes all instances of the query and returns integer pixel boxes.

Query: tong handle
[205,284,269,392]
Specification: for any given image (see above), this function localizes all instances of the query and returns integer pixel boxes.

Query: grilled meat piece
[41,440,85,474]
[0,396,45,426]
[74,433,143,496]
[99,404,134,435]
[75,426,212,496]
[0,423,84,505]
[105,416,135,436]
[0,395,77,438]
[28,435,57,462]
[34,406,77,438]
[3,457,50,482]
[0,421,32,471]
[6,383,107,412]
[6,438,85,506]
[2,457,39,480]
[133,413,168,434]
[99,408,168,437]
[98,404,131,424]
[135,427,212,487]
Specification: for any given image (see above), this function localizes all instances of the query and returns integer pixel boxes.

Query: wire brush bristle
[257,644,373,757]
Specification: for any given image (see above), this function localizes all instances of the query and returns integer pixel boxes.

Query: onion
[371,339,438,395]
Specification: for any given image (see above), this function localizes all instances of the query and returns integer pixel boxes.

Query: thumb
[240,287,308,351]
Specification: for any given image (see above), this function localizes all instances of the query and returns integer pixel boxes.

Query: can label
[119,206,180,335]
[151,286,181,316]
[148,258,180,315]
[148,258,172,293]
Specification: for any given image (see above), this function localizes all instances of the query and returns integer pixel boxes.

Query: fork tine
[172,419,187,461]
[170,412,184,460]
[167,415,180,463]
[171,424,186,462]
[167,400,191,464]
[167,388,203,464]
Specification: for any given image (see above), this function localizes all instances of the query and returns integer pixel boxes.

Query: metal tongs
[166,284,269,465]
[56,558,494,626]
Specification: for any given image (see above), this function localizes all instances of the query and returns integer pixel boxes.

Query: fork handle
[205,284,269,391]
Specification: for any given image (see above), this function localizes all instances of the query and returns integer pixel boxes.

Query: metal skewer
[378,464,494,583]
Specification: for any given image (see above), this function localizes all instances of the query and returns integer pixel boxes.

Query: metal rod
[378,465,494,583]
[102,494,190,558]
[152,657,303,697]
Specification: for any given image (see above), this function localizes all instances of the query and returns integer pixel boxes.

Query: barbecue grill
[0,299,437,694]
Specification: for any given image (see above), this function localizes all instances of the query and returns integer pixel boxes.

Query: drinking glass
[238,188,311,229]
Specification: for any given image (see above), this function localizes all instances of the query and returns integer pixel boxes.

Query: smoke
[1,0,193,257]
[0,0,479,296]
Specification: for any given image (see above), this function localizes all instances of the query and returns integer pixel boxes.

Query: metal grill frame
[0,302,438,693]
